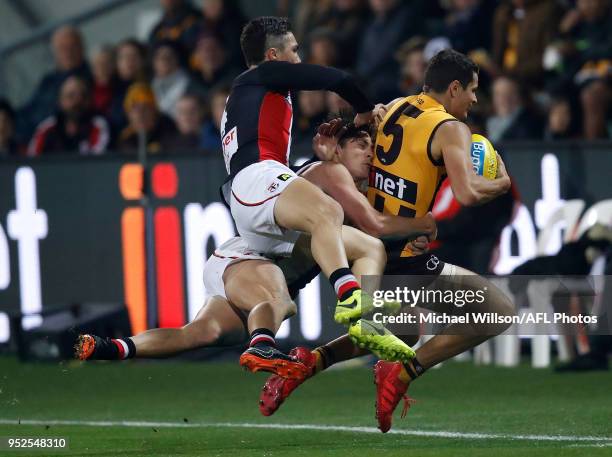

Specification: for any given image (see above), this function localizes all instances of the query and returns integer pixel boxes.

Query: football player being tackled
[260,49,517,433]
[74,122,436,377]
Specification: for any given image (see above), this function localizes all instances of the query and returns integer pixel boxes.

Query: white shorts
[203,236,271,299]
[230,160,301,257]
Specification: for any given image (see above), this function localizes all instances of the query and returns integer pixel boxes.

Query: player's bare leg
[409,267,515,370]
[223,259,309,380]
[341,226,386,294]
[75,296,248,360]
[375,266,516,432]
[296,225,415,361]
[223,259,296,335]
[259,227,419,416]
[274,177,348,278]
[130,296,248,357]
[274,178,369,324]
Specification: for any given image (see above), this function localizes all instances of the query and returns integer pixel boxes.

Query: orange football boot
[240,346,310,380]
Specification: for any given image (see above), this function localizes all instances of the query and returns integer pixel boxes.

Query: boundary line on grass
[0,419,611,443]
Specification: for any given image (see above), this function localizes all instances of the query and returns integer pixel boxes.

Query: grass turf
[0,356,610,456]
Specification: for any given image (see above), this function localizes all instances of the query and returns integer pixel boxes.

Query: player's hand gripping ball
[470,134,498,180]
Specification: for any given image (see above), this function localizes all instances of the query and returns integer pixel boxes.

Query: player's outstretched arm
[439,121,511,206]
[258,61,373,116]
[316,163,436,239]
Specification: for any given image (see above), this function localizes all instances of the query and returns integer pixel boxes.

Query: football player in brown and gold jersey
[259,50,517,432]
[368,49,515,432]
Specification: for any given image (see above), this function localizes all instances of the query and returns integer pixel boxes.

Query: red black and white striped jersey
[221,60,373,177]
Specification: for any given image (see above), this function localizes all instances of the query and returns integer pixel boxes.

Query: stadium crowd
[0,0,611,159]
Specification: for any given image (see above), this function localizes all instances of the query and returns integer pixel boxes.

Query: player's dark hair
[330,115,373,147]
[240,16,291,67]
[424,49,478,93]
[338,123,372,147]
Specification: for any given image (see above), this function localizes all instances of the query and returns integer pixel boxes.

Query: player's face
[338,135,373,180]
[450,72,478,120]
[275,33,301,64]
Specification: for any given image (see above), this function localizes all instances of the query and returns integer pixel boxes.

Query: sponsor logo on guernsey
[369,166,417,203]
[277,173,292,182]
[221,127,238,166]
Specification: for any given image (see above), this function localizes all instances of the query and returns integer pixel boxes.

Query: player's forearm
[376,213,435,238]
[331,74,374,113]
[461,175,511,206]
[259,61,373,113]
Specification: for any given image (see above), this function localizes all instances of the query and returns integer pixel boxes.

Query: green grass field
[0,355,611,456]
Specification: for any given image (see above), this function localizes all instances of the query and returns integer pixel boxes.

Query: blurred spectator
[312,0,370,68]
[149,0,201,51]
[27,76,109,156]
[545,95,579,140]
[165,94,205,151]
[291,0,334,44]
[151,40,193,119]
[19,26,91,141]
[488,0,563,89]
[200,84,229,153]
[395,37,428,95]
[556,0,612,139]
[109,39,148,132]
[326,91,351,114]
[466,109,488,135]
[90,45,116,117]
[0,99,20,157]
[356,0,425,101]
[190,32,240,98]
[290,0,368,67]
[442,0,497,54]
[118,83,177,154]
[306,28,339,67]
[292,90,328,156]
[486,75,544,142]
[194,0,247,69]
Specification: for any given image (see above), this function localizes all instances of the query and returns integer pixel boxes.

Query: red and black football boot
[259,347,316,416]
[374,360,415,433]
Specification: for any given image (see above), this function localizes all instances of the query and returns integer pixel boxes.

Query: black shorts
[384,253,445,276]
[383,238,445,276]
[279,239,447,298]
[277,252,321,300]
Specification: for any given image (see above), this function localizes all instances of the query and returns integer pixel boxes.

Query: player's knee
[199,326,224,346]
[182,323,223,348]
[258,295,296,319]
[369,237,387,264]
[311,196,344,227]
[275,295,297,318]
[284,299,297,319]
